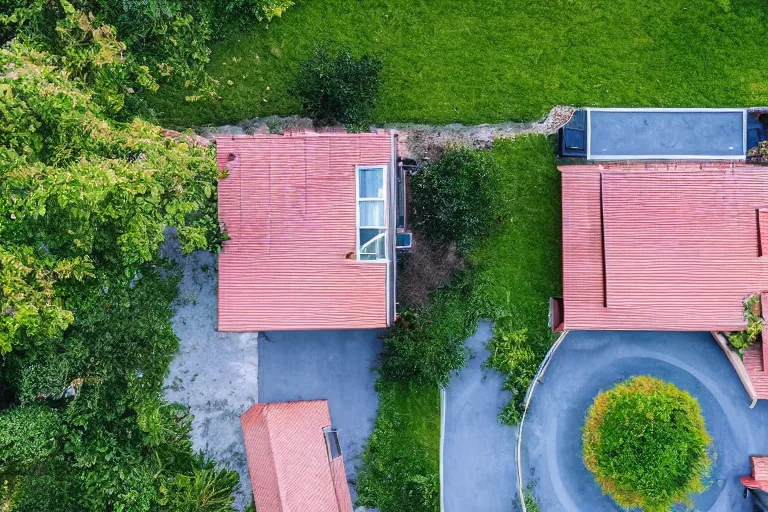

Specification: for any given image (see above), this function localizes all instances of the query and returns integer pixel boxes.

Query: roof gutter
[387,130,398,326]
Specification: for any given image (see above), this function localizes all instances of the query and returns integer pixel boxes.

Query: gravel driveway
[162,237,259,510]
[522,330,768,512]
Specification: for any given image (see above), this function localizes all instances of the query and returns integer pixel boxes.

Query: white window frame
[355,164,388,262]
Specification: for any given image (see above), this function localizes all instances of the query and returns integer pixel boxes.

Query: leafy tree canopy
[0,15,235,509]
[0,39,221,354]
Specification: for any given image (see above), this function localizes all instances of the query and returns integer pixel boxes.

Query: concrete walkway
[521,330,768,512]
[258,329,383,503]
[443,321,518,512]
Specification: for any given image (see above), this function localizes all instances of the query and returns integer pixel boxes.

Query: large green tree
[0,38,220,353]
[0,14,236,510]
[1,0,295,119]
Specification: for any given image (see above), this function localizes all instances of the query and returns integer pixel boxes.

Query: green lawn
[471,135,563,422]
[151,0,768,127]
[473,135,562,341]
[356,383,441,512]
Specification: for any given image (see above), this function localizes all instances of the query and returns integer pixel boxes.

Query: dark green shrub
[289,45,383,127]
[411,146,506,252]
[583,376,711,512]
[378,277,478,387]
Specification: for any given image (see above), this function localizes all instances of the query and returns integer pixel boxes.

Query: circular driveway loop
[521,331,768,512]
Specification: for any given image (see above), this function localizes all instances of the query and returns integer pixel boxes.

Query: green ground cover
[151,0,768,127]
[357,135,562,510]
[357,383,441,512]
[472,136,563,424]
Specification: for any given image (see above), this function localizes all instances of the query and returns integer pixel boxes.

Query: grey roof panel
[588,108,746,160]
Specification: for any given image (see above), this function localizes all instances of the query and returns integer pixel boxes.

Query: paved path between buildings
[522,330,768,512]
[258,329,383,504]
[443,321,518,512]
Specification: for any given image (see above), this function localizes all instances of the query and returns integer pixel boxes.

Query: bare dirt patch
[397,234,464,310]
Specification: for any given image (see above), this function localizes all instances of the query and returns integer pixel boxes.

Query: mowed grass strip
[357,382,441,512]
[471,135,563,421]
[151,0,768,127]
[473,135,562,350]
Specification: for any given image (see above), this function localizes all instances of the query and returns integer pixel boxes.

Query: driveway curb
[439,385,446,512]
[516,331,569,512]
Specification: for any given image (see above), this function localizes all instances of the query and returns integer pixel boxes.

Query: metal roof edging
[387,130,398,326]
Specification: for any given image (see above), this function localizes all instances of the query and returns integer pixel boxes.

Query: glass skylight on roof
[359,167,385,198]
[357,165,387,261]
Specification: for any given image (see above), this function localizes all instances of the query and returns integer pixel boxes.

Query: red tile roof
[240,400,353,512]
[743,342,768,399]
[741,456,768,491]
[561,162,768,331]
[216,132,395,332]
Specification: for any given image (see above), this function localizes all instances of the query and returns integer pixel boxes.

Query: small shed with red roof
[240,400,353,512]
[554,162,768,332]
[216,131,398,332]
[741,455,768,492]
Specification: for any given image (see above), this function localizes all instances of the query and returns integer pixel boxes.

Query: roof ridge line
[262,406,288,512]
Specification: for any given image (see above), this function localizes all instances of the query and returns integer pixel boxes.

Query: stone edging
[194,106,577,162]
[516,330,570,512]
[711,331,759,408]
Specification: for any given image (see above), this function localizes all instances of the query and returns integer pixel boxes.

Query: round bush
[289,45,382,127]
[411,146,505,252]
[583,376,711,512]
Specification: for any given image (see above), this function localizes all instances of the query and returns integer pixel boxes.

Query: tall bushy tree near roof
[0,3,243,510]
[0,40,222,353]
[0,38,236,511]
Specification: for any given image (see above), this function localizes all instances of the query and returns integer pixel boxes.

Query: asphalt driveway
[522,330,768,512]
[443,321,518,512]
[258,329,383,502]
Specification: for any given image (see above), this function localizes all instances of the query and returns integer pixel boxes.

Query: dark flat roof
[588,108,746,160]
